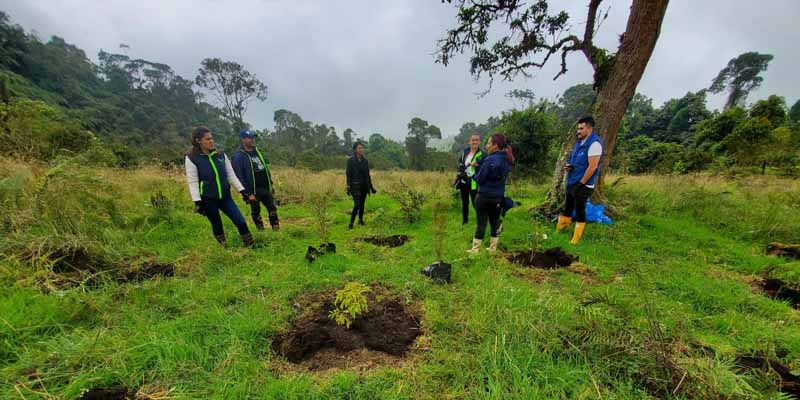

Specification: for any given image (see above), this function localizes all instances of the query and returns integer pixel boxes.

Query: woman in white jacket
[185,126,254,247]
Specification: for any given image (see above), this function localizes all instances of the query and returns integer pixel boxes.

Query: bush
[388,179,426,223]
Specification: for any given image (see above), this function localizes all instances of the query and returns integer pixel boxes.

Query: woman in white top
[455,133,484,224]
[185,126,254,247]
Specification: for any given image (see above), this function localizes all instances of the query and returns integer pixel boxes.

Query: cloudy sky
[2,1,798,141]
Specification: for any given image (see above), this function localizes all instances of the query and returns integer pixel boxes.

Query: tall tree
[405,117,442,170]
[195,58,268,131]
[436,0,670,209]
[709,52,773,110]
[789,99,800,125]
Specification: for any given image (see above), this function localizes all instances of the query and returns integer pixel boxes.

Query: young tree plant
[431,201,447,262]
[328,282,372,329]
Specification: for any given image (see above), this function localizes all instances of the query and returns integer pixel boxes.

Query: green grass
[1,163,800,399]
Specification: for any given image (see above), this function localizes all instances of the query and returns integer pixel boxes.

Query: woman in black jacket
[346,142,376,229]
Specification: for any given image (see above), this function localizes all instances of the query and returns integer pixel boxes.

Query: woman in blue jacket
[468,133,512,254]
[185,126,254,247]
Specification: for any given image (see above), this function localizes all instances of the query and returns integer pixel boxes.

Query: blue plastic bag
[572,201,613,224]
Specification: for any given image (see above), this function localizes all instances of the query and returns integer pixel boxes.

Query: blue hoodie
[473,150,510,198]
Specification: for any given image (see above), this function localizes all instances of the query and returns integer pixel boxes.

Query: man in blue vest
[232,129,280,231]
[557,116,603,245]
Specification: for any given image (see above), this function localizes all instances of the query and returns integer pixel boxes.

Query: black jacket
[346,155,374,192]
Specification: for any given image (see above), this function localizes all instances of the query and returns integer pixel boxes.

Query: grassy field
[2,158,800,399]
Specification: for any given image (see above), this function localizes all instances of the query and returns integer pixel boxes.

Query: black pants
[458,182,477,224]
[349,189,367,225]
[563,183,594,223]
[474,194,503,240]
[250,188,279,228]
[203,195,250,237]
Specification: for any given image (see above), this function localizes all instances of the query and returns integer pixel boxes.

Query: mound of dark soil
[79,387,133,400]
[506,247,577,269]
[736,355,800,397]
[271,286,421,369]
[120,262,174,283]
[766,243,800,259]
[359,235,409,248]
[757,277,800,308]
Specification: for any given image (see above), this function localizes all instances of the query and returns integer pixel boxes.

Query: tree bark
[543,0,669,213]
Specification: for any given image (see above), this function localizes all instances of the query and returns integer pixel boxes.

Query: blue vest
[567,132,603,187]
[188,149,232,200]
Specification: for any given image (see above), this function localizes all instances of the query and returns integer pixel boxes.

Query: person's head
[488,133,514,164]
[576,116,595,140]
[191,126,214,154]
[239,129,258,149]
[468,133,481,150]
[353,141,364,157]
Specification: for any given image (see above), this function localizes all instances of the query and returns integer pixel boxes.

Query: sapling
[526,230,548,264]
[387,179,426,223]
[431,201,447,262]
[328,282,372,329]
[309,188,334,244]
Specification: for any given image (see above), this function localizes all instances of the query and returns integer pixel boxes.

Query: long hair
[188,126,211,156]
[490,133,514,165]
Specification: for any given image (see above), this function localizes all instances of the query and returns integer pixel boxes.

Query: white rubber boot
[467,239,482,254]
[487,237,499,253]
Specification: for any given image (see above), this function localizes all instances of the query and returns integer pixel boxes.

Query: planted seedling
[306,188,336,262]
[422,201,451,284]
[387,179,426,224]
[328,282,371,329]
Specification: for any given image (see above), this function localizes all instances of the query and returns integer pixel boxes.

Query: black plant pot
[422,261,451,284]
[306,242,336,263]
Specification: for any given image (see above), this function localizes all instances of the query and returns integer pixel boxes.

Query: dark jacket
[473,150,510,198]
[187,149,233,200]
[346,154,374,193]
[457,147,484,189]
[566,132,603,187]
[231,145,273,194]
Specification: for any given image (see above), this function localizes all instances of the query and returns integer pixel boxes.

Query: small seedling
[526,231,548,263]
[387,179,426,223]
[431,201,447,262]
[328,282,372,329]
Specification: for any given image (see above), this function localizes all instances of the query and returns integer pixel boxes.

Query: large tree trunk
[543,0,669,214]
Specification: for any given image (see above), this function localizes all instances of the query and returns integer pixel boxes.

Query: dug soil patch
[756,277,800,308]
[506,247,577,269]
[78,387,133,400]
[271,285,422,371]
[358,235,409,248]
[736,355,800,397]
[766,242,800,259]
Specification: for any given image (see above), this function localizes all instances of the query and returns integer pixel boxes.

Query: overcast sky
[2,1,798,141]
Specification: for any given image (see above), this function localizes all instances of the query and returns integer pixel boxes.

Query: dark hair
[577,116,595,127]
[352,141,364,152]
[188,126,212,155]
[490,133,515,164]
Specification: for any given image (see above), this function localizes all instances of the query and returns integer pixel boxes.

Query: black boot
[253,216,265,231]
[269,212,280,231]
[241,233,255,247]
[215,234,227,248]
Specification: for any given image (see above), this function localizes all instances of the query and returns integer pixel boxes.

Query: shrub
[387,179,426,223]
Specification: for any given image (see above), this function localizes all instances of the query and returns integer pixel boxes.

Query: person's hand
[346,186,352,196]
[470,161,478,168]
[194,201,205,215]
[371,186,377,194]
[248,194,256,203]
[564,164,574,172]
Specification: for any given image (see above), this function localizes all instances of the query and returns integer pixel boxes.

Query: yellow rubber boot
[570,222,586,245]
[556,215,572,232]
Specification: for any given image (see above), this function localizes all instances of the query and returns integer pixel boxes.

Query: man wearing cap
[232,129,280,231]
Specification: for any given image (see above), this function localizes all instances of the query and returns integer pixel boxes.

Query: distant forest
[1,11,798,176]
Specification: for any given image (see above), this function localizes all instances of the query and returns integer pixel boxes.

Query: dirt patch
[736,355,800,397]
[506,247,577,269]
[766,242,800,259]
[359,235,409,248]
[756,277,800,308]
[271,285,422,370]
[78,387,133,400]
[120,262,174,283]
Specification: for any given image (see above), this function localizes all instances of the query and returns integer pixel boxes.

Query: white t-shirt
[464,151,476,177]
[580,138,603,188]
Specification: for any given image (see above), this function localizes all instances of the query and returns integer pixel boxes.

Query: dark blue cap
[239,129,258,138]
